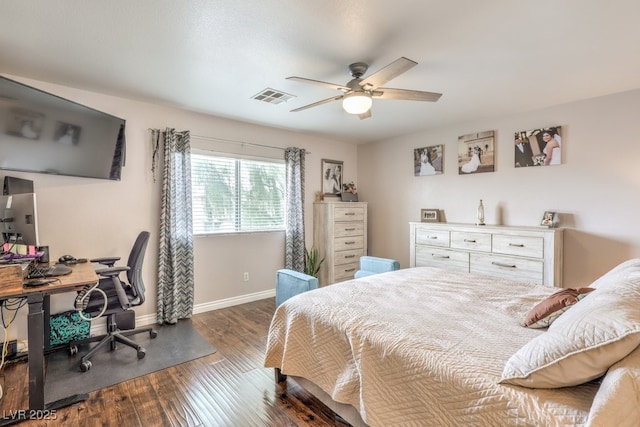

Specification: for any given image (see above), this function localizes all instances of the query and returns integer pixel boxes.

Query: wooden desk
[0,262,98,412]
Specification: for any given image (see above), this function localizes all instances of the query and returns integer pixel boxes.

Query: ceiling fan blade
[374,87,442,102]
[286,76,349,92]
[359,57,417,90]
[358,109,372,120]
[290,95,344,112]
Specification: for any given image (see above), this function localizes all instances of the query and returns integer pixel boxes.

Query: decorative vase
[477,199,485,226]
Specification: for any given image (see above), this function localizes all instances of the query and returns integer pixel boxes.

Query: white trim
[88,289,275,335]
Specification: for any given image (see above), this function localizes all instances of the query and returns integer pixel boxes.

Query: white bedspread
[264,267,601,426]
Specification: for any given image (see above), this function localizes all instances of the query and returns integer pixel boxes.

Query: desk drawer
[415,246,469,272]
[334,248,365,266]
[334,222,364,237]
[451,231,491,252]
[334,207,365,221]
[492,235,544,258]
[334,235,364,251]
[470,253,543,284]
[415,228,450,247]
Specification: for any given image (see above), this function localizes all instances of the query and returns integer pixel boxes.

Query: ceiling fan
[287,57,442,120]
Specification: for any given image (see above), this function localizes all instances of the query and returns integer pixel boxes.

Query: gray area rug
[44,320,216,402]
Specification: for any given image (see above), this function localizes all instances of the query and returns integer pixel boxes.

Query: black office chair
[69,231,158,372]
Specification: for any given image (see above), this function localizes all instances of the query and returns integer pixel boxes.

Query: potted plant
[304,248,324,278]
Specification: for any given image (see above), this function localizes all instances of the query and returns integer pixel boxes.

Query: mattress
[264,267,602,426]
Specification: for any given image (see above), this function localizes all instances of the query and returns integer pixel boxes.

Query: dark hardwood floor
[0,298,350,426]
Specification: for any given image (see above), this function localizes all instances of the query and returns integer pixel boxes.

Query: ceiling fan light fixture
[342,92,372,115]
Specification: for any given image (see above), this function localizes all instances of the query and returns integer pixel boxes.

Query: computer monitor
[1,192,40,247]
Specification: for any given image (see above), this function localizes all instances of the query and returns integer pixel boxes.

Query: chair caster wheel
[137,348,146,359]
[80,361,92,372]
[69,345,78,356]
[150,330,158,339]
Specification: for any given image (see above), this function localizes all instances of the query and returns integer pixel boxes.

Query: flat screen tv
[0,76,126,180]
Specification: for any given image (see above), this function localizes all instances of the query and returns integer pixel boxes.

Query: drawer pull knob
[492,261,516,268]
[345,255,356,258]
[345,228,356,231]
[345,268,356,272]
[433,254,450,259]
[464,239,477,243]
[345,241,356,245]
[509,243,525,247]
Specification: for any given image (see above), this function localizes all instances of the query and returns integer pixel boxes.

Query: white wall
[358,89,640,288]
[3,75,357,342]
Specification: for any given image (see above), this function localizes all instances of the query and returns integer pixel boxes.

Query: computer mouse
[58,254,77,263]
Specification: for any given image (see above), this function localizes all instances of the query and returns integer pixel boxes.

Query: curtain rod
[191,134,310,154]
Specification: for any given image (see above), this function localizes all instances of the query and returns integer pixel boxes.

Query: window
[191,152,285,234]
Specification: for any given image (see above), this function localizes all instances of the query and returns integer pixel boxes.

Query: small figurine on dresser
[341,182,358,202]
[476,199,485,225]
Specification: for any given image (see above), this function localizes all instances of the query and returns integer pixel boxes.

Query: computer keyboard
[26,263,73,279]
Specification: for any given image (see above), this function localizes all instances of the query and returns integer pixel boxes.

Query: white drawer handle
[344,228,356,231]
[345,241,356,245]
[344,268,356,272]
[509,243,525,247]
[432,254,450,259]
[345,254,356,259]
[464,239,477,243]
[492,261,516,268]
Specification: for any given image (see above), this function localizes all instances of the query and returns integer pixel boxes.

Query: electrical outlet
[243,272,249,282]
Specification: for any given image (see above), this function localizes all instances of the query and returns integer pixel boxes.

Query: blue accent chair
[354,256,400,279]
[276,269,319,307]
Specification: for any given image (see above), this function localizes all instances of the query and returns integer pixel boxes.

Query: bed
[264,262,640,426]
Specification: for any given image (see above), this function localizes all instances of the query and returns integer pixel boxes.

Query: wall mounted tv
[0,76,125,180]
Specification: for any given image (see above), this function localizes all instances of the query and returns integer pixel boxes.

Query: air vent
[252,88,295,105]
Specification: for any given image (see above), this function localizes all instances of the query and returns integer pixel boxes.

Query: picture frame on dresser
[540,211,557,227]
[321,159,343,196]
[421,208,440,223]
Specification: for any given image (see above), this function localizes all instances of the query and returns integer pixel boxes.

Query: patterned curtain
[284,147,306,271]
[151,128,194,324]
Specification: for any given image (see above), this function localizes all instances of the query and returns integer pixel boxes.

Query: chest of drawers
[409,222,563,287]
[314,202,368,286]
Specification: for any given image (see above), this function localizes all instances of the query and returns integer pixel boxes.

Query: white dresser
[314,202,368,286]
[409,222,563,287]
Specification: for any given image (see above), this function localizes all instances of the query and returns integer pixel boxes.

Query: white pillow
[501,268,640,388]
[586,344,640,426]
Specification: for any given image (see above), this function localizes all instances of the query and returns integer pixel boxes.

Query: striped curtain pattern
[151,128,195,324]
[284,147,306,271]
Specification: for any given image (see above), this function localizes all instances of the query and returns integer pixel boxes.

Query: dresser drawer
[492,235,544,258]
[415,228,450,247]
[334,221,364,237]
[334,262,359,282]
[334,248,365,266]
[334,206,365,221]
[334,235,364,251]
[450,231,492,252]
[415,246,469,272]
[470,253,543,284]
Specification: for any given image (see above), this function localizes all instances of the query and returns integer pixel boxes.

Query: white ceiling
[2,1,640,144]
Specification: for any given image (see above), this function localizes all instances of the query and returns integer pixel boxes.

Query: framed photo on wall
[458,130,495,174]
[414,144,443,176]
[514,126,562,167]
[321,159,343,196]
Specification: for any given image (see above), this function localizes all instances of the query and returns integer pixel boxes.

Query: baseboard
[89,289,275,335]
